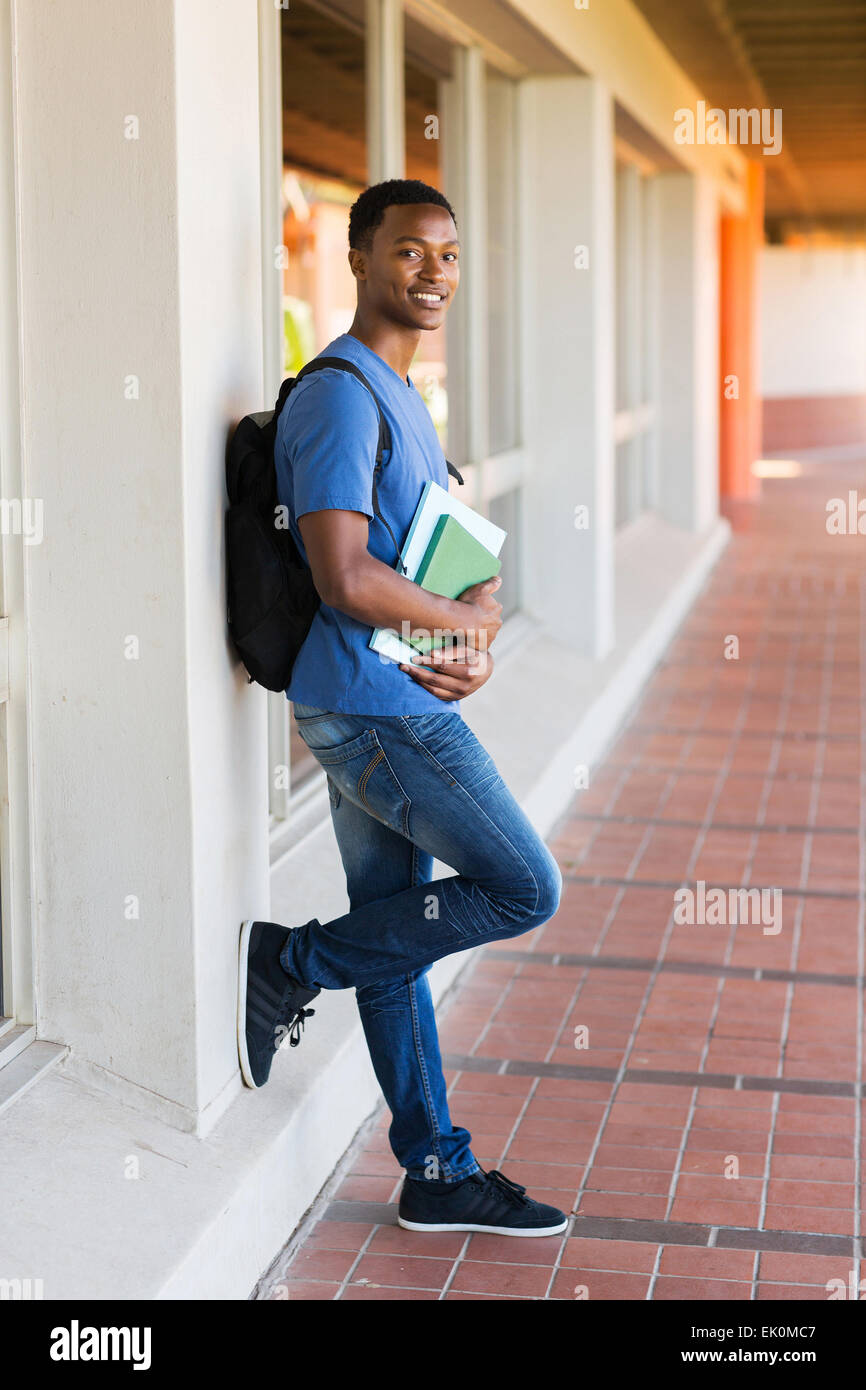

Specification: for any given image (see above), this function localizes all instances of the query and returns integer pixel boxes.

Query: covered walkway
[264,445,865,1300]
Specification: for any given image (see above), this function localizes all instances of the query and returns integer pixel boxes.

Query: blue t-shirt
[275,333,461,715]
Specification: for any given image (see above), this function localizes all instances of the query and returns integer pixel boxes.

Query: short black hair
[348,179,457,252]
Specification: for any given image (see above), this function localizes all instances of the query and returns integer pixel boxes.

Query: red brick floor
[267,453,865,1300]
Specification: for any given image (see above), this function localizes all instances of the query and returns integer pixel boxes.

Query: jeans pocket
[303,725,411,836]
[398,713,460,788]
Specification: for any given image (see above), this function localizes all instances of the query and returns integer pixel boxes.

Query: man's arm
[299,507,501,702]
[298,508,502,651]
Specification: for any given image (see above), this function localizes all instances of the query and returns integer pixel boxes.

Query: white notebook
[369,480,507,665]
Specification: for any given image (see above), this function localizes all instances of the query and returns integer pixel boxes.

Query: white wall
[174,0,272,1125]
[760,247,866,398]
[15,0,269,1129]
[520,75,615,659]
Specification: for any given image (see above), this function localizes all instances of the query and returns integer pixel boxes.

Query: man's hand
[399,645,494,702]
[456,576,503,652]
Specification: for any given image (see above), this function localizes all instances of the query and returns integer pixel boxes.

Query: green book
[409,514,502,655]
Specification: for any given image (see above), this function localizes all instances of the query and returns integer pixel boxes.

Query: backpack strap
[296,355,391,469]
[294,357,409,573]
[291,356,466,580]
[289,357,464,485]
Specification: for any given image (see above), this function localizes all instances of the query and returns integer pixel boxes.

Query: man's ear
[348,247,367,281]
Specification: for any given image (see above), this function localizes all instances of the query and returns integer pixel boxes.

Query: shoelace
[483,1169,531,1208]
[287,1006,315,1048]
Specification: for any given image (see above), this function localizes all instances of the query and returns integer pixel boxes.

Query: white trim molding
[0,0,35,1030]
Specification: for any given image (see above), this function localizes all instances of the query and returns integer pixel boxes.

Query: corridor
[265,447,864,1301]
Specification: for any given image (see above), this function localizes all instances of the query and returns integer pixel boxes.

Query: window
[280,0,367,377]
[405,48,451,448]
[487,486,521,622]
[272,0,369,813]
[262,6,527,834]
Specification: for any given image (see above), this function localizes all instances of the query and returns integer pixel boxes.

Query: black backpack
[225,356,464,692]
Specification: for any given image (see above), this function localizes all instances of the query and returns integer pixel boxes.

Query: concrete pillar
[366,0,405,181]
[655,171,720,532]
[520,76,615,659]
[719,161,764,499]
[15,0,270,1132]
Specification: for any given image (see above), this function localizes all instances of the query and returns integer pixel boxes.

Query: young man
[239,179,566,1236]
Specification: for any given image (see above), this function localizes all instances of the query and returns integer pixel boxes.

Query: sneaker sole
[237,918,258,1089]
[397,1216,569,1237]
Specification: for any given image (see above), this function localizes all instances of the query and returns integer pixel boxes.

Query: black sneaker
[237,919,319,1089]
[397,1167,569,1237]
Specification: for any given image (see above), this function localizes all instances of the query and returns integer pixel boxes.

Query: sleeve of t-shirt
[282,370,380,523]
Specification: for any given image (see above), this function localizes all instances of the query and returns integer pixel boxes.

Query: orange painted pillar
[719,161,764,499]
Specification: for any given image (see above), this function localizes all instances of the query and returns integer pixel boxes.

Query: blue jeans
[281,703,563,1184]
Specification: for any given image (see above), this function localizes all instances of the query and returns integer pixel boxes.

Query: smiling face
[349,202,460,331]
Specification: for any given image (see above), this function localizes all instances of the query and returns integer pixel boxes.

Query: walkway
[265,449,865,1300]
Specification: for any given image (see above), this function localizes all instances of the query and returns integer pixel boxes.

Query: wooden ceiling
[632,0,866,232]
[281,0,441,188]
[281,0,865,231]
[281,0,368,186]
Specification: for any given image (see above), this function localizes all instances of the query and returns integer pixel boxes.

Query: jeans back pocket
[298,720,411,837]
